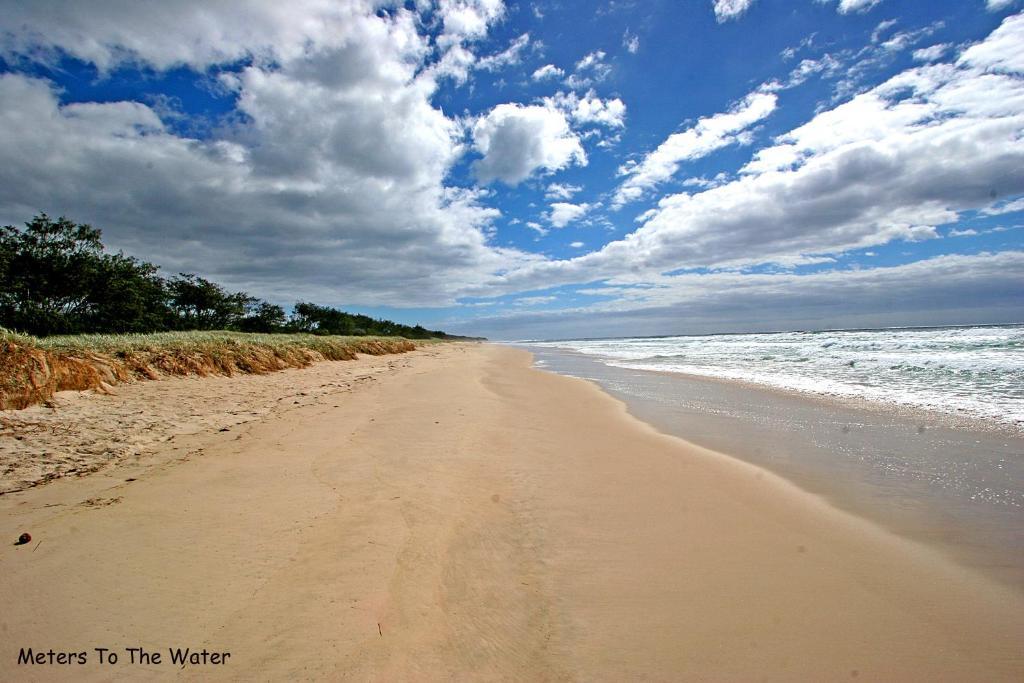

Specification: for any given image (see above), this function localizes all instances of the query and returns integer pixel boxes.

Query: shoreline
[527,343,1024,590]
[530,345,1023,438]
[2,343,1022,679]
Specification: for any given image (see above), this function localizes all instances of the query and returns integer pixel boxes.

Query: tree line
[0,214,462,339]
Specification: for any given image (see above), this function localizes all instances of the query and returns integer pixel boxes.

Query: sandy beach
[2,342,1022,680]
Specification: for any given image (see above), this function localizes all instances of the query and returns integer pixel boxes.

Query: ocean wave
[529,324,1024,429]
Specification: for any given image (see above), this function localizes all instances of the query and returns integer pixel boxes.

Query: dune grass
[1,329,432,410]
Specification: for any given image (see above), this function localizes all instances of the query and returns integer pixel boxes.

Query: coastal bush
[0,213,467,340]
[0,214,170,335]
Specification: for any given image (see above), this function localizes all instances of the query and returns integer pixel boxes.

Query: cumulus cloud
[570,91,626,127]
[0,1,539,308]
[565,50,611,89]
[958,12,1024,73]
[466,14,1024,299]
[0,0,409,71]
[575,50,607,71]
[987,0,1018,10]
[913,44,951,62]
[436,0,506,46]
[545,90,626,128]
[835,0,884,14]
[546,183,582,200]
[532,64,564,80]
[471,103,587,185]
[613,88,777,207]
[547,202,591,228]
[613,56,1024,271]
[713,0,756,23]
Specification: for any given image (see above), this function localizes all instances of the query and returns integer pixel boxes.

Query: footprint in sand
[79,496,123,508]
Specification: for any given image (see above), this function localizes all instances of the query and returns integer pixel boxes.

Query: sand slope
[1,343,1022,680]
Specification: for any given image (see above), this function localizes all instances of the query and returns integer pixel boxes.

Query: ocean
[526,324,1024,433]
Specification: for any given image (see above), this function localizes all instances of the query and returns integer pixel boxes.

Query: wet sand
[527,344,1024,589]
[1,343,1022,680]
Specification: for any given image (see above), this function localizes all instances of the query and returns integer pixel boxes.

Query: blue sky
[0,0,1022,339]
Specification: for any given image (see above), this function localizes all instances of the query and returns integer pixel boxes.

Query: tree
[167,274,253,330]
[85,253,171,333]
[236,302,287,333]
[0,213,461,339]
[288,302,356,335]
[0,214,170,335]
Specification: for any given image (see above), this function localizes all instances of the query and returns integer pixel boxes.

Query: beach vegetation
[0,328,431,410]
[0,213,465,340]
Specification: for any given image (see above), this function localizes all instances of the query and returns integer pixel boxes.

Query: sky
[0,0,1022,340]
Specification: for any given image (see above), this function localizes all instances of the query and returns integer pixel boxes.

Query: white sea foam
[529,325,1024,429]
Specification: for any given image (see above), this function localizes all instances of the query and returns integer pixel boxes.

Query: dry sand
[1,343,1022,681]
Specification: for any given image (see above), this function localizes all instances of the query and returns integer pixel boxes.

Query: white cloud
[0,1,429,71]
[958,12,1024,73]
[472,15,1024,298]
[623,31,640,54]
[613,88,777,206]
[526,221,548,236]
[565,50,611,89]
[830,20,945,100]
[545,90,626,128]
[613,62,1021,270]
[0,2,539,308]
[428,43,478,84]
[876,22,945,54]
[784,54,842,87]
[713,0,756,23]
[532,64,564,80]
[547,202,591,228]
[986,0,1018,11]
[546,183,582,200]
[981,197,1024,215]
[570,241,585,248]
[427,1,510,83]
[515,295,556,306]
[575,50,606,71]
[871,19,899,43]
[836,0,884,14]
[436,0,506,47]
[477,32,530,72]
[461,251,1024,339]
[471,103,587,185]
[949,228,979,236]
[781,33,817,61]
[571,91,626,127]
[913,44,951,62]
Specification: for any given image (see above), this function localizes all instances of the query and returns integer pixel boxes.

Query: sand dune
[1,343,1022,680]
